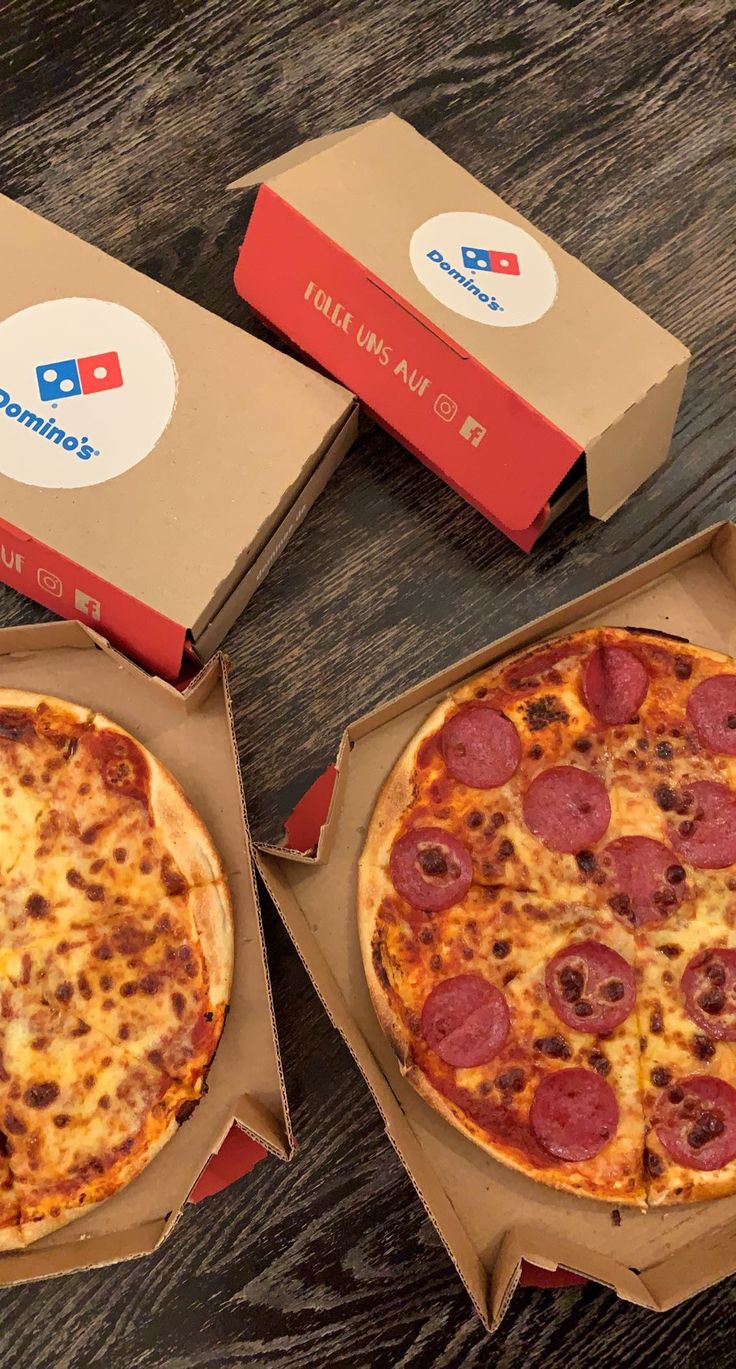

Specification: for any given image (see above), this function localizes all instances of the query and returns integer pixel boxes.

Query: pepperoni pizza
[359,627,736,1205]
[0,690,232,1249]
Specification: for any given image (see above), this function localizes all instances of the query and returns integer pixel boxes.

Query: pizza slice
[0,985,197,1242]
[519,628,736,933]
[0,884,231,1086]
[635,907,736,1203]
[0,709,225,944]
[363,881,645,1203]
[601,634,736,930]
[0,691,92,877]
[397,635,615,903]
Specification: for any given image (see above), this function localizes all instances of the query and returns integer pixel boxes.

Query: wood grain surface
[1,0,735,1363]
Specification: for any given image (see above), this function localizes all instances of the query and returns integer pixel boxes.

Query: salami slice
[421,974,510,1067]
[545,940,636,1033]
[523,767,611,853]
[582,645,649,726]
[441,705,521,789]
[654,1075,736,1171]
[687,676,736,756]
[601,836,686,925]
[668,781,736,870]
[390,827,472,912]
[681,948,736,1040]
[529,1067,619,1161]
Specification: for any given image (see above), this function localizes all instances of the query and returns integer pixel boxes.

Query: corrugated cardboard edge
[255,855,492,1327]
[255,520,736,1329]
[0,620,294,1284]
[216,656,295,1160]
[0,1218,167,1288]
[194,402,358,657]
[585,352,691,522]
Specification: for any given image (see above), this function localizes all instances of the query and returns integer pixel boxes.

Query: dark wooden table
[1,0,735,1363]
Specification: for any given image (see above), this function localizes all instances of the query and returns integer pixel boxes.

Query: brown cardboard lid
[231,115,689,454]
[0,621,291,1283]
[0,195,353,630]
[257,523,736,1326]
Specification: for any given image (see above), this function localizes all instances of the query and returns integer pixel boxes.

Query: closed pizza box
[230,115,690,551]
[0,195,357,681]
[0,619,292,1286]
[256,521,736,1330]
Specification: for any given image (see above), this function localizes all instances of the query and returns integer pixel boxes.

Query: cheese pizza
[0,690,232,1249]
[359,626,736,1205]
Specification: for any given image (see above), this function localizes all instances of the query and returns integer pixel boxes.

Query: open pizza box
[256,520,736,1330]
[0,619,292,1286]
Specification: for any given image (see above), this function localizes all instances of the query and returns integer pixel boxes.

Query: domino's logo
[410,212,558,329]
[36,351,123,403]
[460,246,520,276]
[0,299,177,490]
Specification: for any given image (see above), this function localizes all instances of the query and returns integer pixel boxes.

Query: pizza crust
[358,695,455,1072]
[89,711,227,887]
[647,1172,736,1205]
[17,1097,189,1245]
[84,710,234,1019]
[405,1064,643,1205]
[17,1201,103,1247]
[0,1225,23,1252]
[0,688,94,728]
[189,881,234,1013]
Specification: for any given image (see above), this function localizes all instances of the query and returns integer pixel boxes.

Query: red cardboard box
[0,196,356,680]
[230,116,690,550]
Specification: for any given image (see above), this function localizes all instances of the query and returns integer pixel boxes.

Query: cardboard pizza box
[229,115,690,551]
[256,520,736,1330]
[0,195,357,681]
[0,619,292,1285]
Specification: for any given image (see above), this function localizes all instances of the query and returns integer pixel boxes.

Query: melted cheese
[0,988,194,1229]
[0,897,216,1087]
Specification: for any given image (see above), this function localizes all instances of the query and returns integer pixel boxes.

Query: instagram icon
[434,393,458,422]
[37,567,63,597]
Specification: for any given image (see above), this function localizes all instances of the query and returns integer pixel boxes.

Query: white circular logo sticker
[409,212,558,328]
[0,298,177,488]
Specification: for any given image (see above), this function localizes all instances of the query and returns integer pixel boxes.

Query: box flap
[0,195,353,633]
[257,852,493,1327]
[251,116,689,454]
[191,402,358,648]
[585,354,690,520]
[227,120,382,190]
